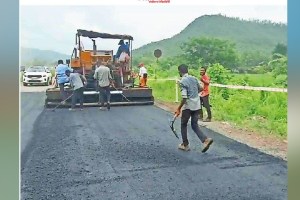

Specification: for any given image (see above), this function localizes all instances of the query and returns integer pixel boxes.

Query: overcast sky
[20,5,287,55]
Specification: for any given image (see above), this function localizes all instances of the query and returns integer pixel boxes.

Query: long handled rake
[51,93,74,112]
[111,84,131,102]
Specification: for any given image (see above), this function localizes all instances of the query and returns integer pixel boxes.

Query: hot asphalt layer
[21,92,287,200]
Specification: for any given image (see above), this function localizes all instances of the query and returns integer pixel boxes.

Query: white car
[23,66,52,86]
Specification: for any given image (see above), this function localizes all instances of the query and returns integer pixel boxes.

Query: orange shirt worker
[199,67,212,122]
[138,63,147,87]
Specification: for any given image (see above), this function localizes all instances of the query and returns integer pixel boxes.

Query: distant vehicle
[23,66,52,86]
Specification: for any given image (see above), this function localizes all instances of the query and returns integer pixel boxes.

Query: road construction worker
[94,62,114,110]
[55,59,73,103]
[175,64,213,152]
[65,70,87,111]
[199,67,212,122]
[115,40,130,86]
[116,40,130,59]
[138,63,147,87]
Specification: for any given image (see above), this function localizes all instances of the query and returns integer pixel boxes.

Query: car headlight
[23,74,27,77]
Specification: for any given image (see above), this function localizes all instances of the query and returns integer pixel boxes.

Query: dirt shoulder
[154,100,287,161]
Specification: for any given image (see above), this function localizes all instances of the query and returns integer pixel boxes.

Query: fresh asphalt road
[21,91,287,200]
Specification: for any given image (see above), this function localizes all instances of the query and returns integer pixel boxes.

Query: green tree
[268,54,287,87]
[272,43,287,59]
[206,63,232,84]
[239,51,270,68]
[180,37,239,69]
[207,63,232,100]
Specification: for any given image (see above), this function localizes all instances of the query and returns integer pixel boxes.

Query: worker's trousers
[99,86,111,106]
[59,83,67,101]
[200,95,212,119]
[71,87,84,109]
[181,109,207,146]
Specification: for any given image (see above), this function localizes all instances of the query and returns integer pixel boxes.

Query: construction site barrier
[148,78,287,103]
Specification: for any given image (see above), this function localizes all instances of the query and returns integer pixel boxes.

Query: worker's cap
[138,63,144,67]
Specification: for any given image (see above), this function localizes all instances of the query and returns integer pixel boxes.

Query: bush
[207,63,232,84]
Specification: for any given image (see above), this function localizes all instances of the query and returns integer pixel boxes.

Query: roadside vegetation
[140,37,287,138]
[147,78,287,138]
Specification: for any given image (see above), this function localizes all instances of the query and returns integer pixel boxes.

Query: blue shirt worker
[175,64,213,153]
[116,40,130,59]
[55,60,73,102]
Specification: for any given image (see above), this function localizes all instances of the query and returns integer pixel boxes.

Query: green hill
[21,47,69,66]
[133,14,287,59]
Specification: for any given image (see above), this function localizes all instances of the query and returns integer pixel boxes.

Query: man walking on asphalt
[175,64,213,152]
[94,62,113,110]
[65,70,87,111]
[55,59,73,104]
[199,67,212,122]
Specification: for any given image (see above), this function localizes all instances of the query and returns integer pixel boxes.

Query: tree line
[133,36,287,87]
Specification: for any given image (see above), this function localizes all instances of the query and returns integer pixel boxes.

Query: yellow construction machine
[45,29,154,108]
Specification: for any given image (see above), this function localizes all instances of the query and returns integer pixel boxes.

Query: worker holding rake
[175,64,213,152]
[65,70,87,111]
